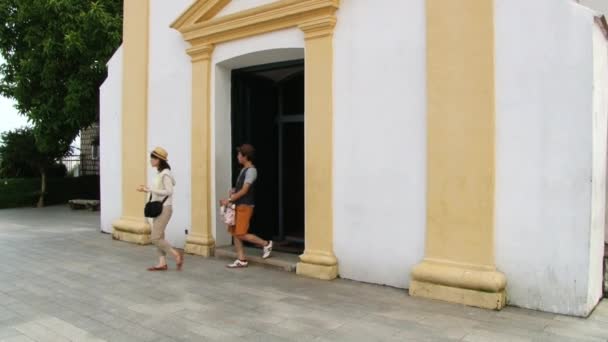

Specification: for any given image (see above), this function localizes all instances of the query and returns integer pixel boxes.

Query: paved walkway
[0,206,607,342]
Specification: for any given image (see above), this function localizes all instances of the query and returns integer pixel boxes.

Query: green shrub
[0,178,39,209]
[47,164,68,178]
[0,176,99,209]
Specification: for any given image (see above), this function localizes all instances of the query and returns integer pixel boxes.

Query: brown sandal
[147,265,168,271]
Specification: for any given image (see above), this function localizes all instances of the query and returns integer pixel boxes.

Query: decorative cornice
[299,16,337,39]
[197,0,232,23]
[187,44,215,62]
[171,0,231,30]
[172,0,339,45]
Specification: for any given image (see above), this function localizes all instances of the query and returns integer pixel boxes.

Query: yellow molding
[172,0,339,44]
[409,0,507,310]
[299,16,336,39]
[187,44,214,61]
[299,250,338,267]
[411,260,506,293]
[112,0,151,245]
[184,48,216,257]
[170,0,231,30]
[295,20,338,280]
[410,280,506,310]
[113,218,150,235]
[197,0,232,22]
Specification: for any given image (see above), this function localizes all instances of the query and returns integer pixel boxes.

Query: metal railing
[61,155,99,177]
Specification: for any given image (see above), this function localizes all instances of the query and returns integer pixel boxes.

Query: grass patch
[0,176,99,209]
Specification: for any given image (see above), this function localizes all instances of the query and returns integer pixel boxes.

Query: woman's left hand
[137,185,149,193]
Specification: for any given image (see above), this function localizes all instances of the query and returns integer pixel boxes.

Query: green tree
[0,128,69,207]
[0,0,122,154]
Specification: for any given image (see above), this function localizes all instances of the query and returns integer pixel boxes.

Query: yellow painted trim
[172,0,339,44]
[184,45,216,257]
[112,0,151,244]
[197,0,232,23]
[171,0,231,29]
[412,260,506,293]
[410,280,506,310]
[172,1,340,278]
[296,18,338,280]
[410,0,507,309]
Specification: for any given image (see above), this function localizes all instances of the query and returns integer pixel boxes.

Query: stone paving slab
[0,206,607,341]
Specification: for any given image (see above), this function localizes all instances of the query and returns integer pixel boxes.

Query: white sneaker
[263,241,273,259]
[226,259,248,268]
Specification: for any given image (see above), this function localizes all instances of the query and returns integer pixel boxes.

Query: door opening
[231,60,305,254]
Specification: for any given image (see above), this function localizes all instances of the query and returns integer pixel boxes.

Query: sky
[0,56,29,135]
[0,56,80,148]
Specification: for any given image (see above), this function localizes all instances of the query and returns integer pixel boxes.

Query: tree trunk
[37,169,46,208]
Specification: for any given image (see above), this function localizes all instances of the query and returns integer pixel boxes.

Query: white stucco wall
[99,46,123,234]
[147,0,193,248]
[495,0,602,316]
[595,23,608,246]
[212,29,305,247]
[216,0,277,17]
[578,0,608,15]
[590,22,608,305]
[333,0,427,289]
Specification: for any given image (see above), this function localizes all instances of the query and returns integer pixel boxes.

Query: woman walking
[137,147,183,271]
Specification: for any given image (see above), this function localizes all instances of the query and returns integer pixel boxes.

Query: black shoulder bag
[144,194,168,218]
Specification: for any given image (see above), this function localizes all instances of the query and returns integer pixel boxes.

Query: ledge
[112,217,151,245]
[409,259,507,310]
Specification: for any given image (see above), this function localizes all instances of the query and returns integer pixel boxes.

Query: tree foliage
[0,127,69,206]
[0,127,63,176]
[0,0,123,154]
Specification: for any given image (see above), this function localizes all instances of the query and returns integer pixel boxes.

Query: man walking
[221,144,273,268]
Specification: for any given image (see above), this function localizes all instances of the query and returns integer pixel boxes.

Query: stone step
[68,199,100,211]
[215,245,299,272]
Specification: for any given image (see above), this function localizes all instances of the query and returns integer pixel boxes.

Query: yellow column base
[409,260,507,310]
[184,234,215,257]
[296,251,338,280]
[112,217,151,245]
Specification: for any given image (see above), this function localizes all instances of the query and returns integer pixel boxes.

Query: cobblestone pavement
[0,206,607,342]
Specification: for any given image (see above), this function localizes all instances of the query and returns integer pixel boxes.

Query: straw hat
[151,147,168,161]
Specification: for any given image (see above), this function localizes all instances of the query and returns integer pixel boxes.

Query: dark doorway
[231,60,305,254]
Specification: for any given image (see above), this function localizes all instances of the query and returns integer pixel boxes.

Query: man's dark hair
[237,144,256,162]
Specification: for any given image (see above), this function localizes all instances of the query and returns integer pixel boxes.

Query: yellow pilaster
[112,0,151,245]
[184,45,216,257]
[296,18,339,280]
[409,0,507,309]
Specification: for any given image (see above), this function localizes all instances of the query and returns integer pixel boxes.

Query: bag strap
[149,192,168,204]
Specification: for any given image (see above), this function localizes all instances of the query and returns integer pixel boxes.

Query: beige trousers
[151,205,173,257]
